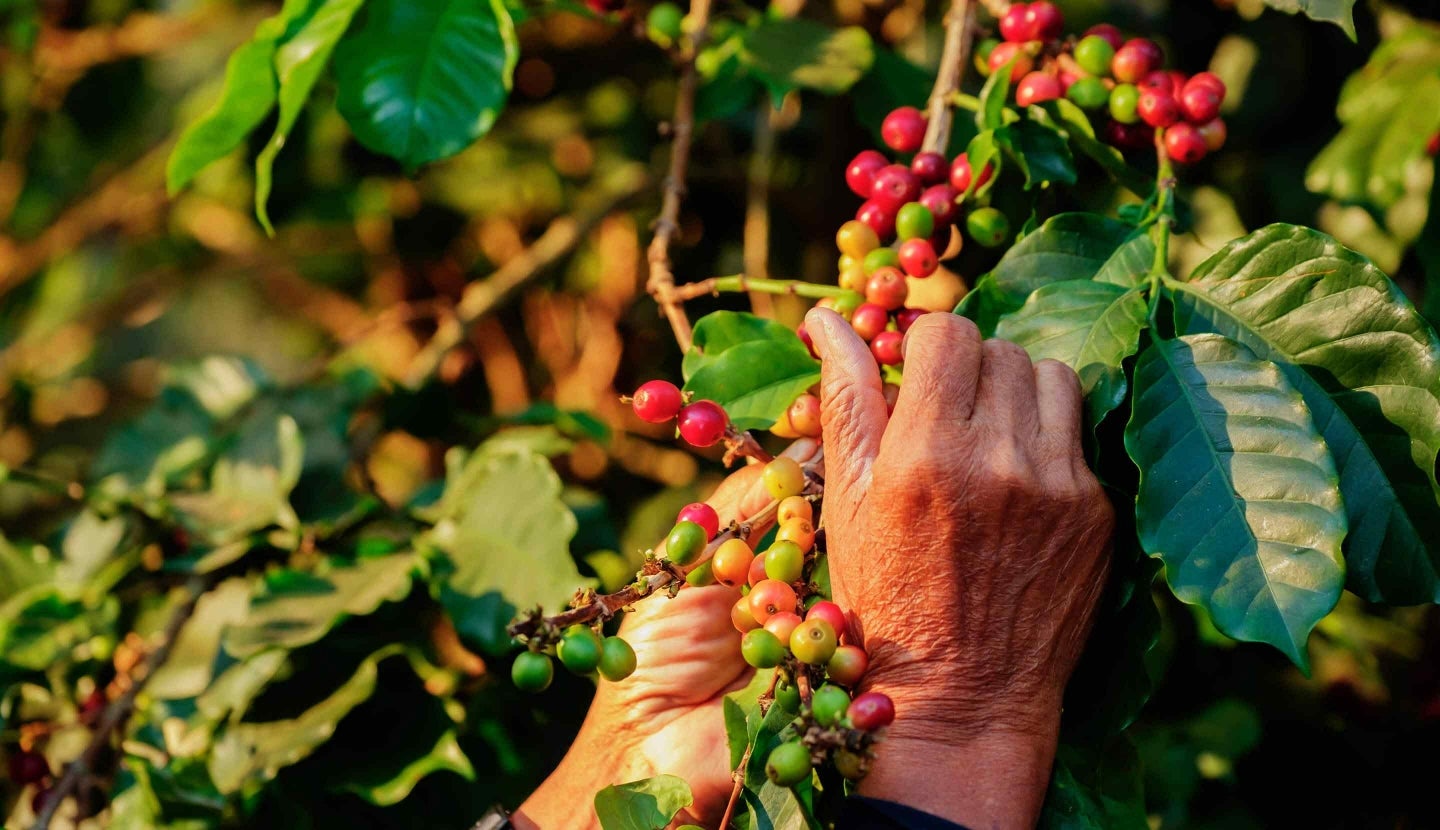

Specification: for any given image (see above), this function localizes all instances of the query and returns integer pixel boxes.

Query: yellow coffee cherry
[776,518,816,553]
[836,220,880,259]
[776,495,812,525]
[763,456,806,500]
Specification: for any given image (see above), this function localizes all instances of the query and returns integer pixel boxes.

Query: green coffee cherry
[512,651,554,692]
[811,683,851,727]
[557,625,603,674]
[766,741,812,787]
[666,520,708,565]
[598,636,637,681]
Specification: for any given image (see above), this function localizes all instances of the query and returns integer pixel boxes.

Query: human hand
[805,308,1114,829]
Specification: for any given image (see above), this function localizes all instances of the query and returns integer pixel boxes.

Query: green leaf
[1169,224,1440,604]
[954,274,1024,337]
[169,414,304,549]
[147,579,252,701]
[745,779,817,830]
[683,339,821,430]
[977,61,1014,131]
[1261,0,1356,39]
[684,311,805,380]
[334,0,517,169]
[1041,737,1147,829]
[1093,234,1156,288]
[988,213,1135,301]
[1417,158,1440,330]
[995,280,1148,426]
[998,120,1077,189]
[1035,100,1152,197]
[0,591,119,672]
[1125,335,1347,669]
[254,0,368,235]
[57,509,128,591]
[960,130,1002,201]
[197,649,289,722]
[740,19,873,106]
[594,775,694,830]
[321,681,475,805]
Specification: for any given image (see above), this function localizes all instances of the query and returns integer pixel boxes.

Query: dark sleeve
[835,797,973,830]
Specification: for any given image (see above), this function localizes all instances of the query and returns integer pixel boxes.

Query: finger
[1034,359,1085,465]
[890,312,983,423]
[806,309,887,496]
[974,339,1040,433]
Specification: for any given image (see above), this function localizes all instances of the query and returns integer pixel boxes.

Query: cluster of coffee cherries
[628,379,730,447]
[512,625,638,692]
[977,3,1228,163]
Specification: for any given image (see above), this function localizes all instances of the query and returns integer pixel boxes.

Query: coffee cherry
[845,150,888,198]
[647,2,684,45]
[910,151,948,185]
[677,502,720,539]
[749,579,798,623]
[836,220,880,258]
[833,749,867,781]
[1138,89,1179,128]
[1016,72,1063,107]
[949,152,994,193]
[747,551,769,586]
[998,3,1032,42]
[764,539,805,582]
[863,247,900,274]
[966,207,1010,247]
[1164,123,1207,164]
[714,538,756,588]
[1104,119,1151,150]
[732,595,761,631]
[849,691,896,730]
[598,636,638,681]
[512,651,554,692]
[797,323,818,359]
[1137,70,1172,93]
[1027,1,1063,40]
[1109,83,1140,123]
[677,400,727,447]
[871,330,904,366]
[586,0,624,14]
[766,741,812,787]
[812,683,852,727]
[1085,22,1124,50]
[838,263,867,293]
[790,618,838,665]
[763,456,806,500]
[775,677,802,711]
[919,184,959,226]
[855,199,897,240]
[850,302,889,341]
[826,644,869,686]
[881,107,927,153]
[558,625,603,674]
[898,238,938,278]
[865,267,909,310]
[1196,117,1227,151]
[777,495,813,525]
[806,600,848,640]
[1111,40,1160,84]
[1187,71,1226,96]
[666,520,708,565]
[1179,77,1222,123]
[764,611,803,643]
[30,786,54,816]
[776,517,816,553]
[988,42,1034,79]
[631,380,683,423]
[787,394,822,438]
[741,629,786,668]
[895,203,935,241]
[895,307,926,333]
[8,749,49,786]
[870,165,922,211]
[686,559,716,587]
[1066,76,1109,110]
[1074,35,1115,76]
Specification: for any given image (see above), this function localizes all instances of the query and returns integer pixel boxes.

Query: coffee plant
[2,0,1438,827]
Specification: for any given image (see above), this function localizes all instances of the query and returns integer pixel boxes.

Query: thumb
[805,308,887,500]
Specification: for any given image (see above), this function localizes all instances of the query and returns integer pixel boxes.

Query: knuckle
[1036,358,1081,393]
[904,313,981,357]
[983,337,1031,365]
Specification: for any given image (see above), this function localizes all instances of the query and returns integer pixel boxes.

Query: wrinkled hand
[514,441,818,829]
[806,308,1114,828]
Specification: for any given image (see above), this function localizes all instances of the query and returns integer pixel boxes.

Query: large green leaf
[1093,234,1156,289]
[995,280,1147,425]
[684,311,802,380]
[254,0,368,234]
[168,414,304,548]
[955,273,1024,337]
[334,0,517,169]
[147,579,252,701]
[683,339,821,431]
[1261,0,1357,40]
[1169,224,1440,604]
[593,775,694,830]
[988,213,1136,301]
[1041,737,1147,829]
[740,19,873,106]
[998,120,1077,189]
[1125,335,1347,668]
[0,592,119,672]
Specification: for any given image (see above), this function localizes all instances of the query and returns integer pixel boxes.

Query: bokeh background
[3,0,1440,826]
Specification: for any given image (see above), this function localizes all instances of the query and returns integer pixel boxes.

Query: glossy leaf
[999,120,1077,189]
[1263,0,1357,40]
[684,311,803,380]
[955,273,1024,337]
[334,0,517,169]
[1035,100,1152,197]
[1170,224,1440,603]
[740,19,873,107]
[593,775,694,830]
[148,578,252,701]
[1125,334,1347,668]
[988,213,1136,301]
[1093,234,1156,288]
[683,339,821,430]
[977,61,1014,131]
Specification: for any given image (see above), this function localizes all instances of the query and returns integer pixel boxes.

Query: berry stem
[1148,128,1177,319]
[670,274,856,301]
[723,425,775,465]
[920,0,979,156]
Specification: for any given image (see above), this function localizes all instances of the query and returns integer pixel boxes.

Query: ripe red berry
[1026,1,1063,41]
[676,502,719,539]
[9,749,49,786]
[898,238,938,278]
[1015,72,1063,107]
[677,400,728,447]
[1084,23,1124,51]
[787,393,822,438]
[631,380,683,423]
[747,551,769,587]
[870,165,922,211]
[855,199,897,240]
[881,107,927,154]
[850,302,889,341]
[1137,70,1171,93]
[1179,77,1222,123]
[749,579,798,624]
[1164,123,1208,164]
[849,692,896,730]
[1103,119,1151,150]
[806,600,848,640]
[895,307,926,333]
[999,3,1033,42]
[949,152,994,193]
[1111,39,1161,84]
[871,330,904,365]
[1187,71,1226,97]
[919,184,959,226]
[910,152,948,185]
[1137,89,1180,128]
[1428,132,1440,156]
[796,323,818,358]
[845,150,888,199]
[865,267,909,310]
[1197,117,1227,152]
[987,42,1034,79]
[764,611,803,644]
[586,0,624,12]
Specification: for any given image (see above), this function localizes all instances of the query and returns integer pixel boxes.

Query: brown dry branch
[921,0,980,156]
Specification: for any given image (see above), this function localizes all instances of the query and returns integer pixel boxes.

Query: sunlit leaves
[684,312,821,430]
[594,775,694,830]
[740,18,874,107]
[988,213,1137,300]
[1261,0,1357,40]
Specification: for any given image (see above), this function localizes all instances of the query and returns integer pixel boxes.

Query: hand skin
[513,441,820,830]
[807,308,1114,830]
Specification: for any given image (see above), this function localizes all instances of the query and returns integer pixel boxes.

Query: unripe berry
[685,559,715,587]
[741,629,786,668]
[764,539,805,582]
[833,749,867,781]
[598,636,637,681]
[677,502,719,539]
[512,651,554,692]
[749,579,798,623]
[1073,35,1115,76]
[845,150,888,199]
[1137,89,1180,128]
[838,263,867,293]
[677,400,727,447]
[558,624,603,674]
[766,741,812,787]
[895,307,926,333]
[949,153,994,194]
[8,749,49,786]
[631,380,683,423]
[777,495,813,525]
[988,42,1034,79]
[1109,83,1140,123]
[1026,1,1063,41]
[776,517,816,552]
[910,151,948,185]
[920,184,959,226]
[1015,72,1063,107]
[787,394,822,438]
[646,2,684,46]
[714,538,756,588]
[855,199,897,240]
[870,165,922,211]
[1196,117,1227,152]
[865,267,909,310]
[774,677,802,711]
[966,206,1010,247]
[812,684,852,727]
[836,220,880,258]
[863,247,900,274]
[880,106,927,153]
[826,644,869,686]
[790,618,838,665]
[871,330,904,365]
[1179,77,1222,123]
[850,302,889,341]
[747,551,769,587]
[763,611,803,643]
[895,202,935,240]
[1111,40,1160,84]
[848,691,896,730]
[1164,123,1207,164]
[1066,76,1109,110]
[1084,22,1124,51]
[763,456,806,499]
[898,238,938,278]
[665,520,708,565]
[998,3,1032,42]
[732,594,761,632]
[806,600,848,640]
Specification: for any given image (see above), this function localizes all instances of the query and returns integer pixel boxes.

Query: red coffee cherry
[919,184,959,226]
[732,595,761,632]
[1015,72,1063,107]
[895,307,926,333]
[1137,89,1180,128]
[1026,1,1064,41]
[8,749,50,786]
[826,644,869,686]
[871,330,904,365]
[898,238,938,278]
[1196,117,1227,152]
[987,42,1034,79]
[1186,71,1226,97]
[677,400,728,447]
[1180,76,1222,123]
[999,3,1033,42]
[910,151,949,186]
[806,600,848,640]
[747,551,769,587]
[763,611,803,644]
[1165,123,1208,164]
[949,152,995,193]
[845,150,888,199]
[865,267,909,310]
[1111,39,1161,83]
[631,380,683,423]
[787,393,822,438]
[849,692,896,730]
[870,165,923,211]
[850,302,889,341]
[881,107,927,154]
[855,199,897,240]
[1084,23,1124,51]
[676,502,719,539]
[749,579,798,624]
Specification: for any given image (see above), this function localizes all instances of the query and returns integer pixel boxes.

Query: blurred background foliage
[2,0,1440,826]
